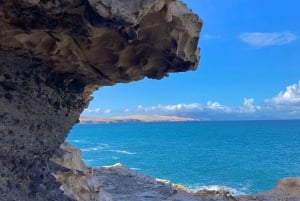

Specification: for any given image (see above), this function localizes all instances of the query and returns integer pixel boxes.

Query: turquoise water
[67,120,300,194]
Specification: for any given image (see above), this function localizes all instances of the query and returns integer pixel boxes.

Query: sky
[82,0,300,120]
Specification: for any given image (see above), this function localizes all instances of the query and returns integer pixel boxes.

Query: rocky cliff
[0,0,201,200]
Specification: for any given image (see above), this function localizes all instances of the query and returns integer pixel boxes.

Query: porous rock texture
[0,0,201,200]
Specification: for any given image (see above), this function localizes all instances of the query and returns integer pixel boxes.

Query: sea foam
[108,149,137,155]
[80,144,109,152]
[189,184,247,196]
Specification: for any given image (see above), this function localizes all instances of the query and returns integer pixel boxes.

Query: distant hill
[79,115,198,123]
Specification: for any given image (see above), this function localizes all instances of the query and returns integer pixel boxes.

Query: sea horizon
[79,115,300,123]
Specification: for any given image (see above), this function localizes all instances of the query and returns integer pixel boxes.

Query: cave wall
[0,51,86,200]
[0,0,202,200]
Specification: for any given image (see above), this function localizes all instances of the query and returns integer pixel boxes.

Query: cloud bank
[264,81,300,116]
[239,32,297,48]
[82,81,300,120]
[266,81,300,105]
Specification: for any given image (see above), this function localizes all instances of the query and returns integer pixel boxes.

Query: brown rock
[0,0,201,200]
[273,177,300,194]
[237,178,300,201]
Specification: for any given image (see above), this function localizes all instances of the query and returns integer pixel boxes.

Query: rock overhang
[0,0,202,94]
[0,0,202,200]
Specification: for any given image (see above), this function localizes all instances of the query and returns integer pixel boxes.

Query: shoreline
[79,117,300,124]
[79,115,200,124]
[51,142,300,201]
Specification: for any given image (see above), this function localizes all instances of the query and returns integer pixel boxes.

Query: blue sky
[82,0,300,120]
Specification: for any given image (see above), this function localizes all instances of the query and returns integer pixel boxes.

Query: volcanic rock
[0,0,201,200]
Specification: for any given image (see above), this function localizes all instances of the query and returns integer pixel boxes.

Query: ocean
[67,120,300,195]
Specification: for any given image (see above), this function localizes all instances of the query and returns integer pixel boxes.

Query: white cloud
[135,102,236,114]
[206,101,234,113]
[104,109,111,114]
[265,81,300,106]
[242,98,260,113]
[131,97,274,118]
[161,103,201,111]
[202,34,221,40]
[82,82,300,120]
[206,101,223,110]
[83,108,111,114]
[261,81,300,118]
[136,103,202,112]
[239,32,297,48]
[84,109,92,113]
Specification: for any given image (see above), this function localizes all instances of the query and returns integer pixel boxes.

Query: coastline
[51,142,300,201]
[69,120,300,196]
[79,115,199,124]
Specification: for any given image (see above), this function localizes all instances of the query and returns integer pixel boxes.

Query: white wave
[80,144,109,152]
[69,139,82,143]
[188,184,247,196]
[130,167,140,171]
[81,147,99,152]
[108,149,136,155]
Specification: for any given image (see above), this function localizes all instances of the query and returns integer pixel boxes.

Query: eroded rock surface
[51,142,98,201]
[0,0,201,94]
[0,0,201,200]
[0,52,84,201]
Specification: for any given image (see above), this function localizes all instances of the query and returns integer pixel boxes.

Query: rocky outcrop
[51,142,98,201]
[51,143,238,201]
[273,177,300,194]
[0,0,201,200]
[0,0,201,94]
[52,143,300,201]
[237,178,300,201]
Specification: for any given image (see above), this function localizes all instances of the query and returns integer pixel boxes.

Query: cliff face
[0,0,201,200]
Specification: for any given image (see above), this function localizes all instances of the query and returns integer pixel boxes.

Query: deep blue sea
[67,120,300,195]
